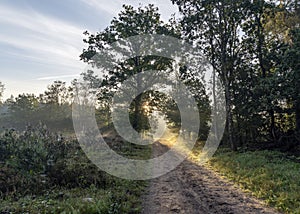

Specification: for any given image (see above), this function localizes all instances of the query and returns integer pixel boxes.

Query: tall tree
[278,29,300,133]
[172,0,251,150]
[43,81,68,105]
[80,4,179,132]
[241,0,280,141]
[261,0,300,138]
[8,94,39,123]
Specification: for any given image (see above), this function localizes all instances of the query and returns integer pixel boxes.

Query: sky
[0,0,178,100]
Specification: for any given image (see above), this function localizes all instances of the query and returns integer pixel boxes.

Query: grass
[207,149,300,214]
[0,181,147,214]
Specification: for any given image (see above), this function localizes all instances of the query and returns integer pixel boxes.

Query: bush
[0,125,108,197]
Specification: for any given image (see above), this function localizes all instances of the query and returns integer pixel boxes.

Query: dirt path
[141,142,280,214]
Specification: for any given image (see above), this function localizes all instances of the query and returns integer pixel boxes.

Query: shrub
[0,125,108,197]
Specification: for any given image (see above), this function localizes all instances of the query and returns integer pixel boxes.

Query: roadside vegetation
[207,149,300,213]
[0,126,150,213]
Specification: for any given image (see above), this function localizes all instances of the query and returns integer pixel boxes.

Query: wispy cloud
[0,4,90,98]
[0,4,86,71]
[79,0,178,21]
[79,0,122,16]
[37,74,80,81]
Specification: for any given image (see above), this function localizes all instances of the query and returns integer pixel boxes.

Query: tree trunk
[270,109,276,141]
[224,80,237,151]
[132,56,144,132]
[210,36,220,142]
[296,99,300,132]
[133,94,143,132]
[212,67,219,141]
[133,66,143,132]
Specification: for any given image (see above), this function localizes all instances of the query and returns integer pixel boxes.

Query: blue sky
[0,0,178,100]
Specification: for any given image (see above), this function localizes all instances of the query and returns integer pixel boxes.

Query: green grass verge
[208,149,300,213]
[0,180,147,213]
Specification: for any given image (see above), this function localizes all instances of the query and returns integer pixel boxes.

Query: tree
[172,0,252,150]
[43,81,68,105]
[178,65,212,140]
[279,29,300,133]
[265,0,300,133]
[7,94,40,125]
[287,27,300,133]
[239,0,281,142]
[254,0,300,143]
[264,0,300,43]
[80,4,179,132]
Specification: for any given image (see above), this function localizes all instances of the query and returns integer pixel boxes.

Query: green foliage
[43,80,69,104]
[0,126,149,213]
[80,4,182,133]
[172,0,300,150]
[7,94,40,121]
[0,93,73,132]
[173,0,254,150]
[208,150,300,213]
[0,125,118,196]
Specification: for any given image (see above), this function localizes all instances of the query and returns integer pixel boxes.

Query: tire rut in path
[141,142,280,214]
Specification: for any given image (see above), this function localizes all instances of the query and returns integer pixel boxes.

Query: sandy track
[141,143,280,214]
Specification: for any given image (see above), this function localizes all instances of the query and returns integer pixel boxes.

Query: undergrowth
[0,125,150,213]
[208,149,300,214]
